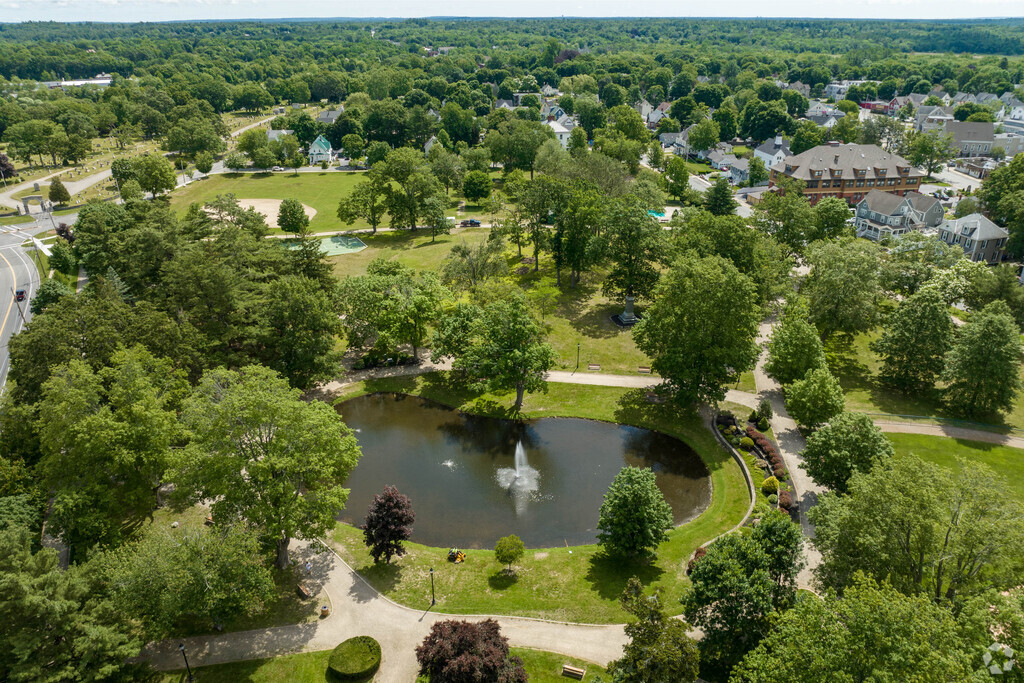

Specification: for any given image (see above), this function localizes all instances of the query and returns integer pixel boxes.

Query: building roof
[755,135,791,157]
[772,143,924,182]
[945,213,1008,241]
[731,158,750,172]
[545,120,570,135]
[308,135,332,153]
[267,128,294,141]
[946,121,995,145]
[905,191,942,214]
[859,189,908,215]
[317,107,345,124]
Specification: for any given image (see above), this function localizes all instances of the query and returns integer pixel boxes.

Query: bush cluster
[328,636,382,681]
[778,491,794,510]
[739,436,755,450]
[761,476,779,495]
[745,425,788,480]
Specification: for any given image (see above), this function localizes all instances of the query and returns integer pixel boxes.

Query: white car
[271,166,283,172]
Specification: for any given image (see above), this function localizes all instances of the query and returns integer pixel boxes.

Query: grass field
[329,228,491,279]
[826,330,1024,431]
[887,433,1024,502]
[158,647,606,682]
[168,171,503,235]
[327,374,750,624]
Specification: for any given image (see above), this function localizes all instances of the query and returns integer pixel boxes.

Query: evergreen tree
[703,176,737,216]
[47,176,70,205]
[597,466,673,559]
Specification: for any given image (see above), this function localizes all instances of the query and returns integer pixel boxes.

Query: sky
[0,0,1020,23]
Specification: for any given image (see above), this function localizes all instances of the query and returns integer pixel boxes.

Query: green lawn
[825,330,1024,431]
[328,373,750,624]
[0,213,33,226]
[158,647,605,682]
[169,172,367,233]
[887,433,1024,502]
[329,228,491,279]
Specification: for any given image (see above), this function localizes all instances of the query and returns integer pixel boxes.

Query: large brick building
[769,142,924,206]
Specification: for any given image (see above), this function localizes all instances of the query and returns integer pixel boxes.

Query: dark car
[460,219,481,227]
[15,289,26,302]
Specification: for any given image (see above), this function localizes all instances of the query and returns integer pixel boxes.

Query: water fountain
[495,441,540,515]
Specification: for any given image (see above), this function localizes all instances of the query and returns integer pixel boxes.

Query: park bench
[637,366,651,374]
[296,583,312,599]
[562,664,586,679]
[588,364,600,371]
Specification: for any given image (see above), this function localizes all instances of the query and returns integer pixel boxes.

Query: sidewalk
[141,539,626,682]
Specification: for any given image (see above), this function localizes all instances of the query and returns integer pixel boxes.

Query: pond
[336,393,712,549]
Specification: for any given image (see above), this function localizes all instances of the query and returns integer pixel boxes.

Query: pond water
[336,393,712,549]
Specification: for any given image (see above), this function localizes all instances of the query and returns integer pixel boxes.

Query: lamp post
[178,643,195,682]
[430,567,436,606]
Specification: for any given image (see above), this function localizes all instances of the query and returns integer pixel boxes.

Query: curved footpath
[141,539,627,682]
[143,339,1023,677]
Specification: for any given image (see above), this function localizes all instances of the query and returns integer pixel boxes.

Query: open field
[327,374,749,624]
[826,330,1024,431]
[887,433,1024,502]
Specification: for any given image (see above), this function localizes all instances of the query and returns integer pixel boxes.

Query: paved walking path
[142,539,627,681]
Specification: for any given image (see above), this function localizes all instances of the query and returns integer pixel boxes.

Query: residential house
[494,99,515,110]
[267,128,294,142]
[954,157,999,179]
[698,141,733,161]
[424,136,439,155]
[769,142,924,206]
[976,92,1001,105]
[886,93,926,116]
[317,107,345,125]
[995,132,1024,157]
[823,80,875,101]
[953,92,977,105]
[545,119,571,149]
[805,111,845,129]
[729,158,750,185]
[788,81,811,98]
[915,105,955,132]
[555,114,577,131]
[512,92,539,106]
[939,213,1010,263]
[635,99,655,120]
[999,99,1024,122]
[806,101,835,117]
[754,135,791,169]
[927,88,951,105]
[307,135,333,165]
[646,108,667,129]
[946,121,995,157]
[540,84,560,97]
[707,150,737,170]
[854,189,944,241]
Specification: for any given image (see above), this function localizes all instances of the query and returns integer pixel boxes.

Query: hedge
[328,636,382,680]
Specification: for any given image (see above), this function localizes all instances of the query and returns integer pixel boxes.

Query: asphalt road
[0,228,41,389]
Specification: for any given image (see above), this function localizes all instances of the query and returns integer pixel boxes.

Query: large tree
[784,367,845,430]
[100,523,275,638]
[804,238,881,339]
[810,454,1024,602]
[260,275,343,389]
[664,156,689,202]
[764,305,827,386]
[872,287,954,393]
[907,129,957,177]
[0,527,145,682]
[36,346,185,556]
[552,184,603,287]
[703,176,737,216]
[608,578,700,683]
[942,300,1024,418]
[431,292,554,409]
[336,168,390,234]
[752,177,815,253]
[597,466,673,559]
[277,197,309,234]
[633,253,761,406]
[731,576,976,682]
[600,197,671,316]
[362,485,415,565]
[169,365,362,568]
[132,153,177,197]
[682,511,804,677]
[800,411,894,493]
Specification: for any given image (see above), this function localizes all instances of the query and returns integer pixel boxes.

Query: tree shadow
[351,560,404,599]
[584,550,665,601]
[567,302,626,340]
[487,569,519,590]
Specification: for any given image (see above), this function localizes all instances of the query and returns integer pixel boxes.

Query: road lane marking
[0,248,16,343]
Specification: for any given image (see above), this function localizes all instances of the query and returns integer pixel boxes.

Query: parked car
[460,219,481,227]
[15,289,25,302]
[272,166,284,172]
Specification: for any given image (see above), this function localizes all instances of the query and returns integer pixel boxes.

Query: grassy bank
[886,433,1024,502]
[326,373,749,624]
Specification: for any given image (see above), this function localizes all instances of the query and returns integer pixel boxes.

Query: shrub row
[745,425,787,480]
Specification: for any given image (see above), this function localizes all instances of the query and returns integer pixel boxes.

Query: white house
[545,120,571,149]
[307,135,333,165]
[754,135,791,169]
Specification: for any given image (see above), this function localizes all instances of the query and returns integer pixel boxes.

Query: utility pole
[11,288,27,324]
